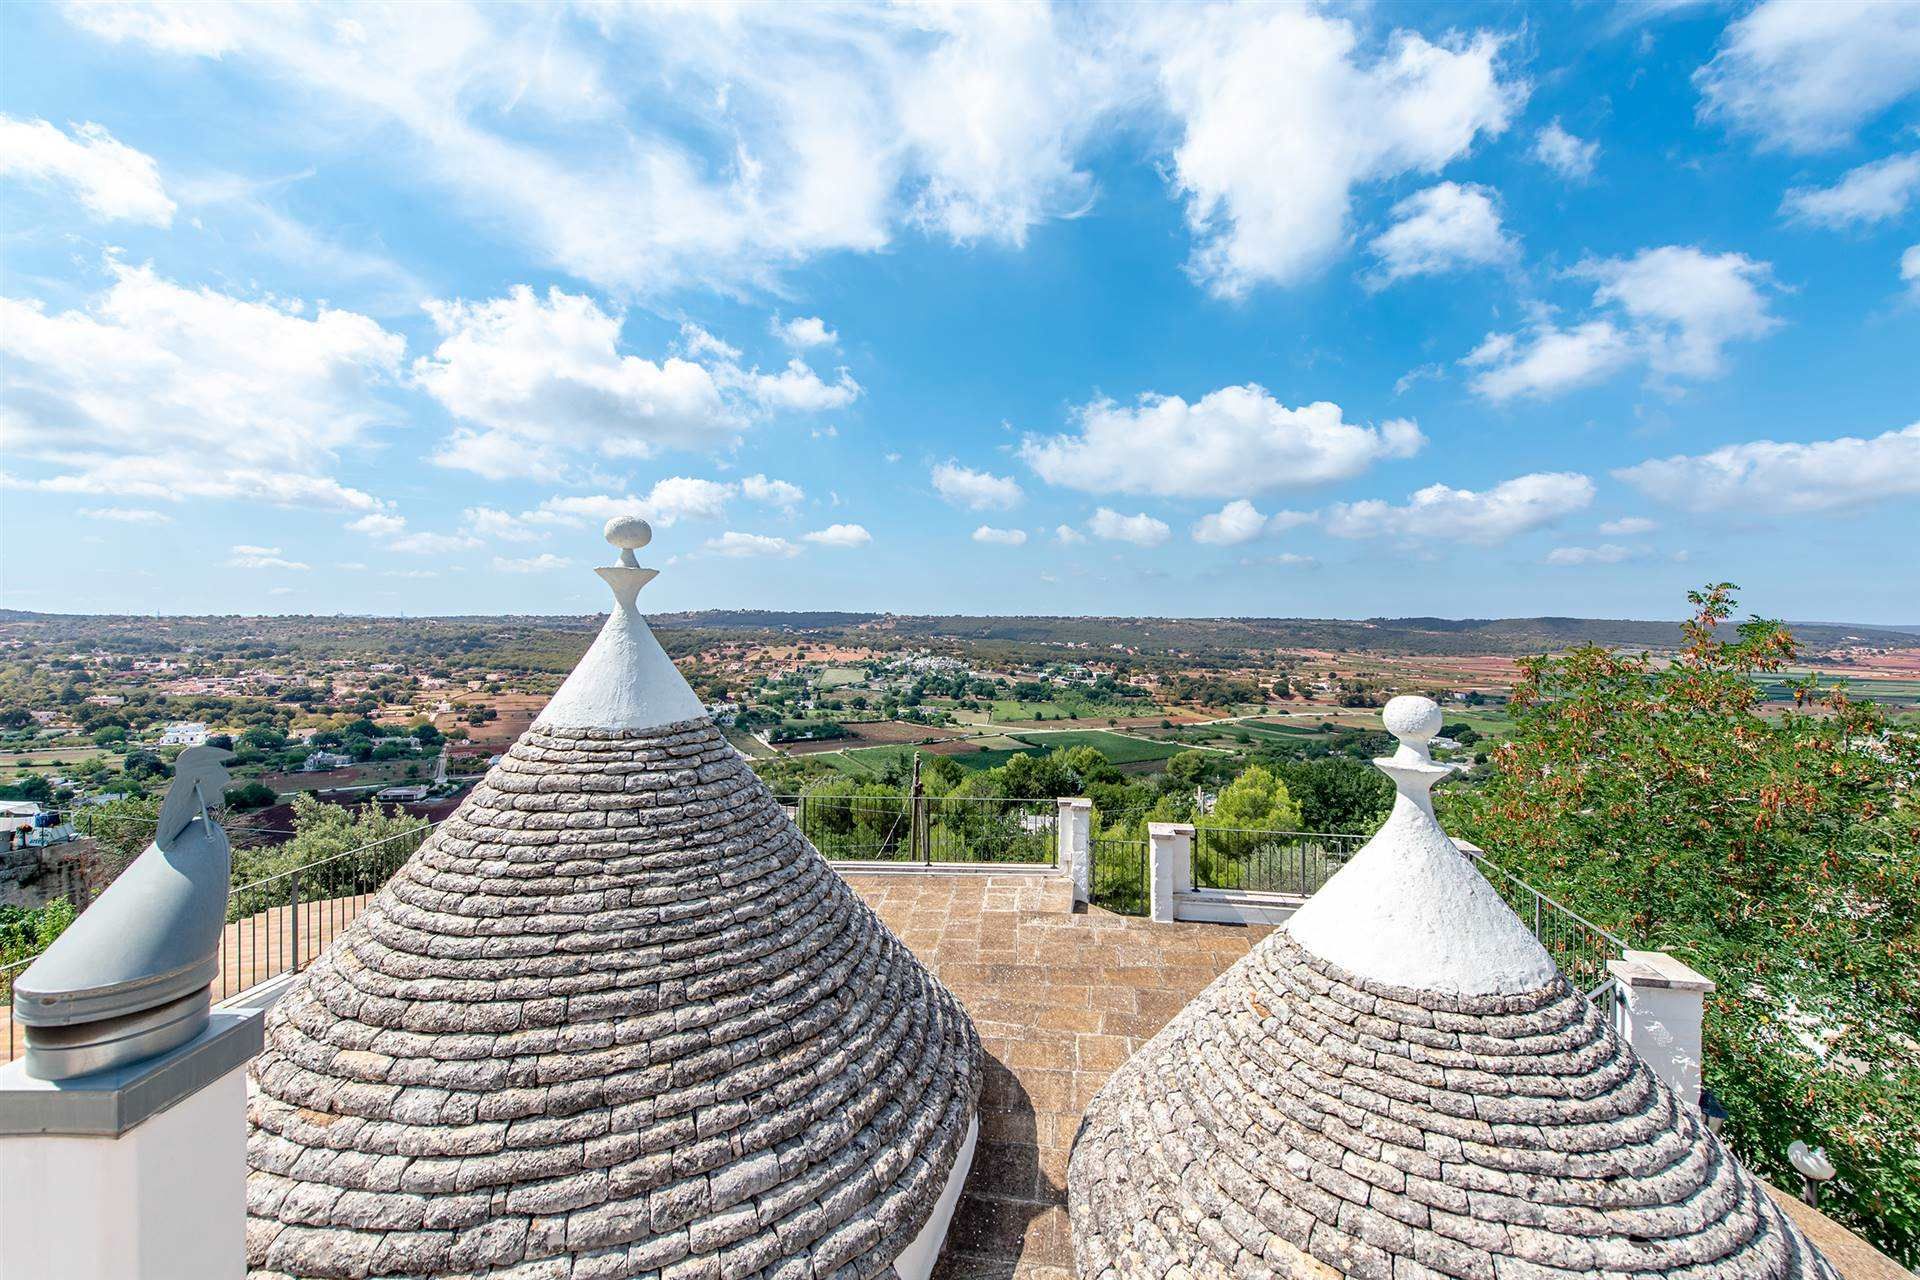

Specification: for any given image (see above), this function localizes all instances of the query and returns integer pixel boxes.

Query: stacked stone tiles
[1069,931,1834,1280]
[1068,696,1836,1280]
[244,717,980,1280]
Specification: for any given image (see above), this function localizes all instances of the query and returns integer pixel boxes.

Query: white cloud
[1577,247,1779,379]
[1364,182,1517,288]
[1088,508,1171,547]
[1695,0,1920,152]
[1464,247,1778,401]
[1598,516,1659,535]
[492,553,572,574]
[1325,472,1594,544]
[64,4,1116,295]
[1148,6,1523,296]
[803,523,872,548]
[733,358,862,414]
[470,474,807,544]
[1545,544,1634,566]
[227,544,310,571]
[0,116,174,225]
[1904,244,1920,297]
[0,257,401,510]
[1190,499,1313,546]
[637,477,736,526]
[415,288,856,476]
[346,512,480,556]
[772,315,836,349]
[416,287,731,470]
[1462,321,1635,403]
[388,530,482,556]
[1615,422,1920,514]
[705,531,801,558]
[79,506,171,524]
[1782,153,1920,228]
[463,506,544,542]
[1242,551,1317,569]
[972,525,1028,546]
[678,324,741,363]
[1022,385,1423,498]
[347,514,407,538]
[1055,524,1086,545]
[933,462,1024,510]
[1530,120,1598,183]
[741,474,805,510]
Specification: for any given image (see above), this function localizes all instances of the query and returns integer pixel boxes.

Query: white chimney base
[0,1010,262,1280]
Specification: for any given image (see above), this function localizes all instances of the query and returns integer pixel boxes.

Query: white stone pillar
[1057,798,1092,906]
[1608,949,1714,1107]
[0,1010,263,1280]
[1148,822,1194,923]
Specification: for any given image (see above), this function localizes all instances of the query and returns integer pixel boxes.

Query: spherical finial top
[603,515,652,551]
[1382,695,1443,747]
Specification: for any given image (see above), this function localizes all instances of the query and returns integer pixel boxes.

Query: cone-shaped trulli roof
[245,518,981,1280]
[1068,696,1836,1280]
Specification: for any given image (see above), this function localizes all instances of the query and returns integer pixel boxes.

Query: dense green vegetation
[1449,586,1920,1264]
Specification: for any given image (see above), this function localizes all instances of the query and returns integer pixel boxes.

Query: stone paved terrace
[839,871,1910,1280]
[841,871,1270,1280]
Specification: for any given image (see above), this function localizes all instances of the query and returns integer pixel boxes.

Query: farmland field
[1011,728,1184,765]
[815,666,867,688]
[0,745,115,780]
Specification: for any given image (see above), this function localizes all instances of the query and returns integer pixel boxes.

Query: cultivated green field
[1011,729,1184,764]
[815,666,868,689]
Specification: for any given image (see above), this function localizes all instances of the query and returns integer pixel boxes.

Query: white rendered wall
[1610,950,1714,1107]
[894,1112,979,1280]
[0,1064,248,1280]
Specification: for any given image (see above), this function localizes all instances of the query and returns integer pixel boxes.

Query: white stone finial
[604,514,652,568]
[1382,694,1443,765]
[1283,692,1559,995]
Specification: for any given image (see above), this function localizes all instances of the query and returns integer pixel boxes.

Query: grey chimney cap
[12,746,232,1079]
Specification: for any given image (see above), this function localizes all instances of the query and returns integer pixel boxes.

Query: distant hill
[648,611,1920,656]
[4,609,1914,659]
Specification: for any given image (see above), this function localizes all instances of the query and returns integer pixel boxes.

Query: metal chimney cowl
[12,746,233,1080]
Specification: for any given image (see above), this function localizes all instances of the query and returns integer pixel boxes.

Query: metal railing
[1191,826,1365,896]
[775,793,1058,866]
[1179,823,1629,1013]
[1088,835,1149,915]
[3,820,436,1064]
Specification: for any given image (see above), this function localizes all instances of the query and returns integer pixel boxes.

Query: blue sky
[2,1,1916,623]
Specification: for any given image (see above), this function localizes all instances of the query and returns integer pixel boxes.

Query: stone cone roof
[245,525,981,1280]
[1068,697,1836,1280]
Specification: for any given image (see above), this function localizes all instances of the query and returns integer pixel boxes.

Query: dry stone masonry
[244,521,981,1280]
[1067,696,1837,1280]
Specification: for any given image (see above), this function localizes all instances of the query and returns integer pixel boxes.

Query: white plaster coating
[537,524,707,732]
[894,1111,979,1280]
[0,1062,247,1279]
[1286,697,1558,995]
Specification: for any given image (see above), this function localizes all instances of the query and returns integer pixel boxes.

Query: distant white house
[158,721,208,747]
[302,750,353,772]
[375,785,430,804]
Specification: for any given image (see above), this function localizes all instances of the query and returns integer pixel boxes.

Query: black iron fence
[1088,835,1149,915]
[1191,826,1365,895]
[774,793,1058,866]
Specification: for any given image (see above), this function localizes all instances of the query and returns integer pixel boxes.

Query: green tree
[1449,585,1920,1264]
[223,781,278,810]
[1268,757,1394,834]
[229,794,428,918]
